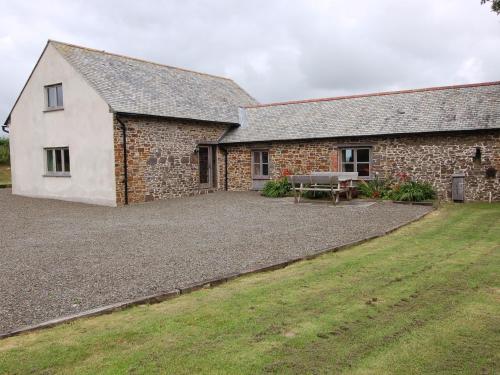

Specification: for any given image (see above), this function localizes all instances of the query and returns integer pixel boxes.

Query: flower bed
[358,173,436,202]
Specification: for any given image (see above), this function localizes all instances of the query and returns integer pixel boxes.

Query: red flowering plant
[395,172,410,183]
[389,172,410,196]
[357,174,392,199]
[359,171,436,202]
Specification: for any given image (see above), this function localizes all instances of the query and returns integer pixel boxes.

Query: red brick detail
[331,149,339,172]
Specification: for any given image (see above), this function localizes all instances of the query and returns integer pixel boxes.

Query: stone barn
[4,40,500,205]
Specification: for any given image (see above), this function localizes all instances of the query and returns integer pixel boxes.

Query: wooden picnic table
[287,172,359,205]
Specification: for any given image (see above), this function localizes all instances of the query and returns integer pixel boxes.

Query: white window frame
[44,83,64,111]
[340,147,372,178]
[252,150,270,180]
[44,147,71,177]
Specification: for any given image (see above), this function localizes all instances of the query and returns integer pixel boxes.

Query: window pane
[357,149,370,163]
[357,163,370,176]
[46,149,54,172]
[342,163,354,172]
[253,163,261,176]
[253,151,260,164]
[56,85,63,107]
[342,149,354,163]
[47,86,57,107]
[64,148,70,172]
[262,163,269,176]
[262,152,268,163]
[55,149,62,172]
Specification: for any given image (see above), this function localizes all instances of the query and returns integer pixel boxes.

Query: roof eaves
[219,126,500,144]
[115,111,241,126]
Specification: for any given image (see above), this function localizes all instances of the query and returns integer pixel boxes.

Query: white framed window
[252,150,270,179]
[45,83,63,109]
[44,147,70,176]
[340,147,371,177]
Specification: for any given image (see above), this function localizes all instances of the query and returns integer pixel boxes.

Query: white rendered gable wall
[9,43,117,206]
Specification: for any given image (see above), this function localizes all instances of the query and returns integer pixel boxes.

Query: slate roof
[50,41,257,124]
[221,82,500,143]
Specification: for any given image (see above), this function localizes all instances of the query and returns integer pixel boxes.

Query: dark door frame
[199,145,216,189]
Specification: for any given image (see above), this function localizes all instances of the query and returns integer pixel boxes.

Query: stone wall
[225,142,334,191]
[224,130,500,201]
[114,116,229,205]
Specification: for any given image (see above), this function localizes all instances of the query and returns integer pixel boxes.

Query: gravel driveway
[0,189,431,334]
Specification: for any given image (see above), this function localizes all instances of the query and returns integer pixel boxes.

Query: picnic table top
[291,172,360,181]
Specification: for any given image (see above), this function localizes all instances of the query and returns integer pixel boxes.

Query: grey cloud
[1,0,499,134]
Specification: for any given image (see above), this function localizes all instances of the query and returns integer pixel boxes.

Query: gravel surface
[0,189,432,334]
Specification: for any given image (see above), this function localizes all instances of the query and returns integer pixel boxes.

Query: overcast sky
[1,0,499,134]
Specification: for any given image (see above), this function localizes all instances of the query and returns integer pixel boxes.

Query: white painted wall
[9,43,117,206]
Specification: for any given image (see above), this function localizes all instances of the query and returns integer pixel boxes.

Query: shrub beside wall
[0,138,9,165]
[358,174,436,202]
[261,178,291,198]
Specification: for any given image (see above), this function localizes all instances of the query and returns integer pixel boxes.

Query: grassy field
[0,164,10,185]
[0,203,499,374]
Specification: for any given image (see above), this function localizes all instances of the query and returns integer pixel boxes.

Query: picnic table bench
[287,172,358,205]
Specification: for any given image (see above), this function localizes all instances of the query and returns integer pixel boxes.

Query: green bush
[358,174,436,202]
[390,181,436,202]
[357,176,392,199]
[0,138,9,165]
[261,177,291,198]
[262,174,436,202]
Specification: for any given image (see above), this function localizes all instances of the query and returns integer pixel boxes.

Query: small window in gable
[45,84,63,109]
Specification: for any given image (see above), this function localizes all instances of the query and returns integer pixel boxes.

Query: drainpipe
[216,125,237,192]
[115,115,129,205]
[224,148,228,191]
[219,145,229,191]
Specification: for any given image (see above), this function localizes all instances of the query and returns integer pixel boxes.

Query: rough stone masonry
[113,113,499,204]
[114,115,229,205]
[223,130,500,201]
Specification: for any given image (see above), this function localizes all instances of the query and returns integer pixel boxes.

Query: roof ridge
[245,80,500,109]
[48,39,234,82]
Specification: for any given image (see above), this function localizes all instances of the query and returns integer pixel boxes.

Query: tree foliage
[482,0,500,14]
[0,138,9,164]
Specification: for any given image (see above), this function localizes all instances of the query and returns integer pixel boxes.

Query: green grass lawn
[0,204,499,374]
[0,164,10,185]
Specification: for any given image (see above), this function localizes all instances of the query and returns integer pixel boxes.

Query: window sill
[252,176,270,180]
[43,107,64,113]
[43,173,71,178]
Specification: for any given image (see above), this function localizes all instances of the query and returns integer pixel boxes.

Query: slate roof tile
[221,82,500,143]
[51,41,257,124]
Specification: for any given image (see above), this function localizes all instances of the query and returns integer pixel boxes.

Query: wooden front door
[199,145,216,189]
